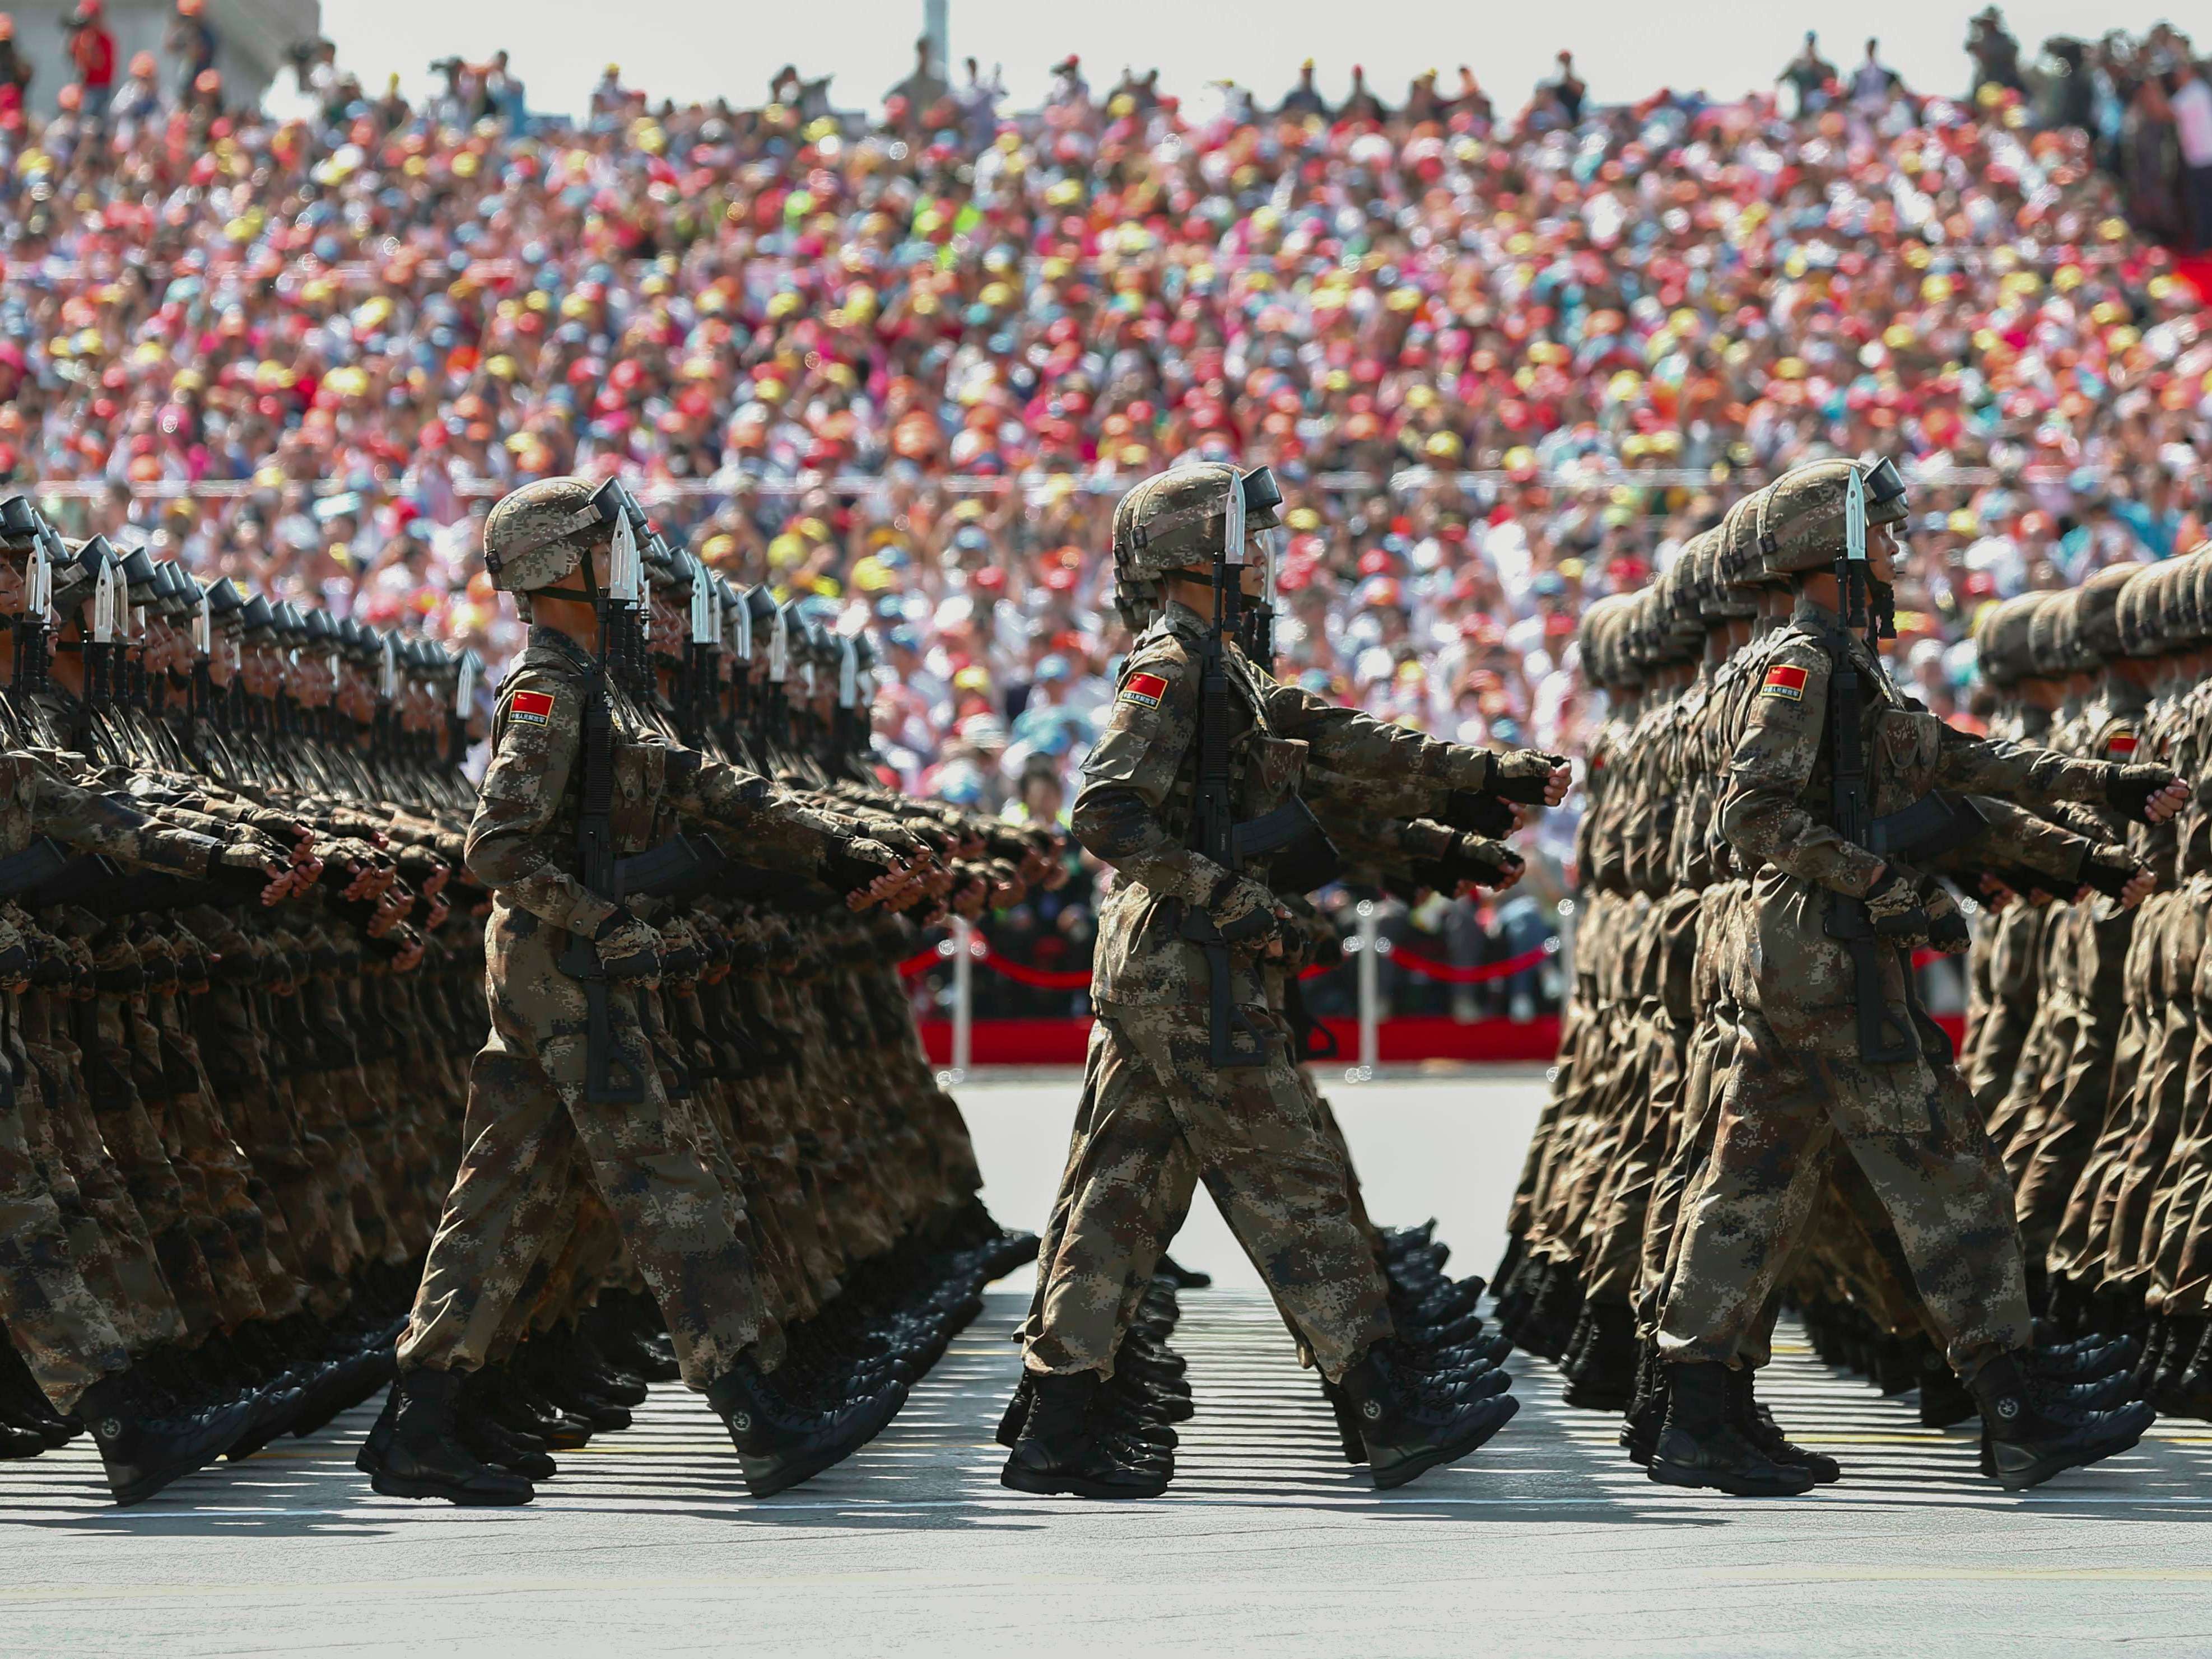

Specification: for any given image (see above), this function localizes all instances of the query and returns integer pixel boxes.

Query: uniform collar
[527,624,598,674]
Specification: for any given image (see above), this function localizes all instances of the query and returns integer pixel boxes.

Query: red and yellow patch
[1120,672,1168,709]
[2107,729,2138,758]
[509,689,555,727]
[1761,664,1809,701]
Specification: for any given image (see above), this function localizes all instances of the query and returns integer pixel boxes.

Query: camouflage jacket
[466,625,855,938]
[1721,597,2131,1052]
[1074,600,1507,1008]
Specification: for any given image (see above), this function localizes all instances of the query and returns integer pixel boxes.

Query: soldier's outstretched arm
[20,758,278,880]
[1259,672,1560,799]
[1718,642,1886,897]
[659,745,901,887]
[461,668,614,934]
[1929,717,2177,818]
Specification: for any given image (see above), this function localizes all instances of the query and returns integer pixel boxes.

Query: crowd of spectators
[0,8,2207,1015]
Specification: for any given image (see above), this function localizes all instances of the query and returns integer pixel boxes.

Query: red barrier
[1384,939,1556,984]
[916,1010,1971,1069]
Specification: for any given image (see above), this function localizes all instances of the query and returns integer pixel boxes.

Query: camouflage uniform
[398,625,869,1390]
[1658,593,2141,1378]
[1028,596,1529,1383]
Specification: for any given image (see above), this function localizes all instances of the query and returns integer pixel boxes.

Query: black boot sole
[369,1469,534,1506]
[998,1460,1170,1499]
[1990,1424,2150,1492]
[1647,1457,1818,1497]
[1368,1395,1519,1490]
[739,1442,855,1499]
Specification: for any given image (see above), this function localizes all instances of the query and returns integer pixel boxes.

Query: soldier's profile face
[1867,521,1900,584]
[0,554,22,615]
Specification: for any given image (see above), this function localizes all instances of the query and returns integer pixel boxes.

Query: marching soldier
[1005,461,1566,1497]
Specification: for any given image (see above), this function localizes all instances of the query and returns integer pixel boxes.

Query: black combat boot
[1620,1345,1667,1467]
[1970,1350,2154,1491]
[1918,1348,1978,1429]
[707,1355,877,1498]
[2132,1318,2171,1396]
[1153,1255,1211,1290]
[2028,1333,2138,1382]
[2157,1321,2212,1420]
[2152,1315,2207,1411]
[76,1368,255,1506]
[1646,1363,1817,1497]
[366,1367,534,1506]
[1320,1378,1368,1465]
[995,1372,1035,1448]
[1338,1340,1519,1490]
[1730,1367,1841,1484]
[1562,1298,1638,1413]
[999,1371,1170,1499]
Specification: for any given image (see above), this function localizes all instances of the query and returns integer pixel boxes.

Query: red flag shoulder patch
[1761,664,1809,701]
[1120,672,1168,709]
[509,690,555,726]
[2107,729,2138,758]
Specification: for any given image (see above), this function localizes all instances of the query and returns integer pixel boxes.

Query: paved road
[7,1075,2212,1657]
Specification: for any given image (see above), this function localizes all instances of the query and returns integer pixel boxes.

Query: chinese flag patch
[2107,730,2138,758]
[1761,664,1808,701]
[1120,672,1168,709]
[509,690,554,727]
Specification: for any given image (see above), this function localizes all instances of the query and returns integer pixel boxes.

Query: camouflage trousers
[0,996,131,1409]
[1024,1003,1390,1383]
[2013,906,2133,1261]
[399,911,761,1390]
[1658,1008,2031,1380]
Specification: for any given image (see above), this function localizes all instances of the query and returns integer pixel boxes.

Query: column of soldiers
[0,479,1044,1508]
[1000,462,1565,1499]
[1497,458,2190,1494]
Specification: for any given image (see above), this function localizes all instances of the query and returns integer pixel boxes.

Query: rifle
[557,481,650,1105]
[1176,470,1275,1069]
[1819,468,1916,1064]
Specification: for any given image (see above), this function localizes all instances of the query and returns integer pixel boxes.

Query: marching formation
[0,480,1041,1508]
[1497,456,2197,1494]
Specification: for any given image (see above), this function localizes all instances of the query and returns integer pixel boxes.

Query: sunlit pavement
[7,1074,2210,1657]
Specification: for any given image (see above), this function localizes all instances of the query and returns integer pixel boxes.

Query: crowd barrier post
[1349,900,1380,1084]
[949,917,975,1083]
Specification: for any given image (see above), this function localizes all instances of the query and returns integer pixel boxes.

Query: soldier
[372,476,918,1506]
[1650,459,2182,1495]
[1004,461,1566,1497]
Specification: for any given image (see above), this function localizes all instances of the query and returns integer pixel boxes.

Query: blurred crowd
[0,8,2208,1012]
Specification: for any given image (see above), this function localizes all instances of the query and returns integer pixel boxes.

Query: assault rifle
[1820,467,1916,1064]
[557,479,651,1104]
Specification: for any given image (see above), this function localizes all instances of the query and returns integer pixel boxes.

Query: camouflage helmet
[2191,550,2212,651]
[1576,594,1626,689]
[1716,489,1772,590]
[2073,562,2136,662]
[2024,593,2079,677]
[1754,459,1866,576]
[1972,594,2038,688]
[481,475,623,594]
[1656,554,1705,655]
[1684,528,1754,622]
[2162,547,2206,650]
[2117,561,2168,659]
[1111,462,1255,580]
